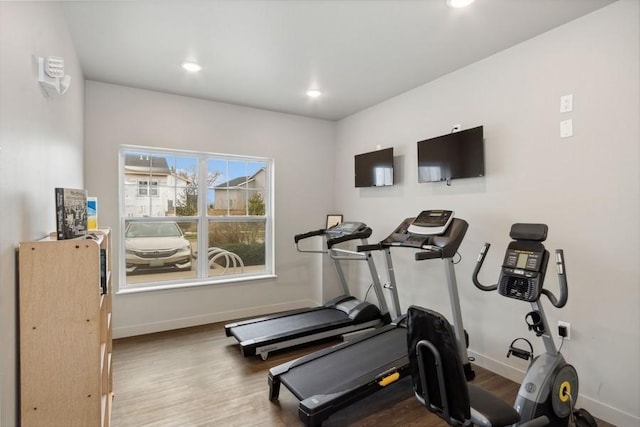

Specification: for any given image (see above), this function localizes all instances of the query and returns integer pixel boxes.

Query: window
[137,180,158,197]
[119,146,273,290]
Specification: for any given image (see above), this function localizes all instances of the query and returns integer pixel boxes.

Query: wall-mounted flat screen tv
[354,147,394,188]
[417,125,484,183]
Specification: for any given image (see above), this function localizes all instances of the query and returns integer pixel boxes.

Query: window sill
[116,273,277,295]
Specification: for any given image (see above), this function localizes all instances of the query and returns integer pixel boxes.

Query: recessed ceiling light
[446,0,475,8]
[306,89,322,98]
[182,61,202,72]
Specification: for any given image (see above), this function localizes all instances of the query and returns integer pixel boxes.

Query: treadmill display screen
[326,221,366,239]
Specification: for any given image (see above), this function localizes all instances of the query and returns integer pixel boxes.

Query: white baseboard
[576,395,639,427]
[468,350,639,427]
[468,349,527,383]
[112,299,318,339]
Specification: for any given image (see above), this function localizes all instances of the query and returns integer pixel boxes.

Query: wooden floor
[111,322,611,427]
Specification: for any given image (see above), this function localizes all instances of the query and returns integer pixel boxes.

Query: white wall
[334,1,639,425]
[0,3,85,426]
[84,81,336,337]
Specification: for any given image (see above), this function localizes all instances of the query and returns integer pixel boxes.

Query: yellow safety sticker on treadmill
[378,372,400,386]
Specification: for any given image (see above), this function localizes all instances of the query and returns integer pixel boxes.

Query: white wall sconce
[38,56,71,97]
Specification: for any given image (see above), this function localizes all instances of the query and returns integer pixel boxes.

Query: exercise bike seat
[407,305,521,427]
[468,384,521,427]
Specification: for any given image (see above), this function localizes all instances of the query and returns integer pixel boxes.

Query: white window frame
[118,145,275,293]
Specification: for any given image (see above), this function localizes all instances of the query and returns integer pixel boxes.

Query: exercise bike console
[499,244,548,302]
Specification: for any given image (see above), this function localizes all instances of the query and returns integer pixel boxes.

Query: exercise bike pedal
[572,408,598,427]
[506,338,533,361]
[507,347,532,360]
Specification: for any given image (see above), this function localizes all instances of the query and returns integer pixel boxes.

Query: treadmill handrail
[326,226,373,248]
[357,243,383,252]
[294,228,325,244]
[414,247,444,261]
[328,247,368,261]
[295,226,374,253]
[295,229,329,254]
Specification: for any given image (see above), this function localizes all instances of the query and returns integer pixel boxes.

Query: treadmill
[268,210,474,426]
[224,221,391,360]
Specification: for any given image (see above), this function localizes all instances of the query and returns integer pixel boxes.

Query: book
[55,187,88,240]
[87,197,98,230]
[100,248,107,294]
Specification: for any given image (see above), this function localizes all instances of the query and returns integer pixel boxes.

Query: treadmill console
[382,218,430,248]
[407,210,454,235]
[326,221,367,239]
[498,244,548,302]
[375,210,467,259]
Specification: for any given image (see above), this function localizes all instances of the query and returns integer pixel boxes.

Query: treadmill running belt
[230,309,349,343]
[280,327,407,399]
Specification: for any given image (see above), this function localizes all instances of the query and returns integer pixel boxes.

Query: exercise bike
[471,223,597,426]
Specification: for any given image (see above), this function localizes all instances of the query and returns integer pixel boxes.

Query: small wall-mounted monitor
[417,126,485,183]
[354,147,394,188]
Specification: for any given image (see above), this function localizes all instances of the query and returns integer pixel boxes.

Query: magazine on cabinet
[55,187,88,240]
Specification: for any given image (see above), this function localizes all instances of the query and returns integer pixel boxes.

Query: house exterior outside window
[119,146,274,291]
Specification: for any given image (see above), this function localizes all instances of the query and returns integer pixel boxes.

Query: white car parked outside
[125,221,192,273]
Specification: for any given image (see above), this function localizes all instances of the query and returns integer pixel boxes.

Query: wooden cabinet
[19,228,113,427]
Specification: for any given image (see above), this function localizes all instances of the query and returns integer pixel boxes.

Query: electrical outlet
[560,94,573,113]
[557,321,571,340]
[560,119,573,138]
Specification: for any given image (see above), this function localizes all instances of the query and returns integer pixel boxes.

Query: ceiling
[61,0,615,121]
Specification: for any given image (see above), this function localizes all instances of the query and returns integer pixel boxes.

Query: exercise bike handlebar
[542,249,568,309]
[472,242,498,292]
